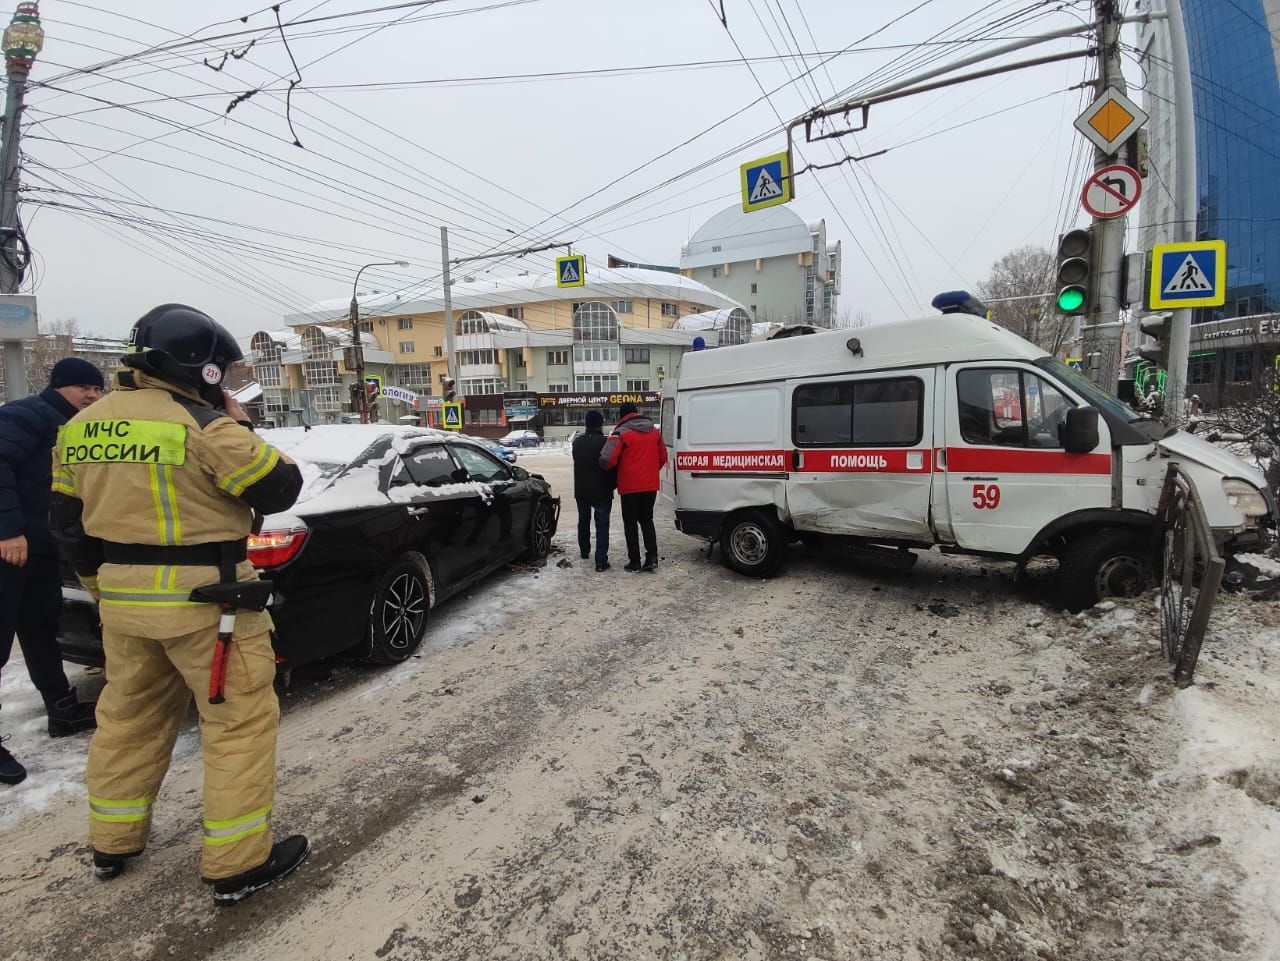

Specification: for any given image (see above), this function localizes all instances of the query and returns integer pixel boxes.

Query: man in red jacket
[599,402,668,573]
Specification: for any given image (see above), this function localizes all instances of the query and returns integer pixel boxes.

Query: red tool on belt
[189,579,274,704]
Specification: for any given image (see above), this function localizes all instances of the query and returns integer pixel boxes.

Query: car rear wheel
[366,559,430,664]
[721,509,785,578]
[521,500,555,561]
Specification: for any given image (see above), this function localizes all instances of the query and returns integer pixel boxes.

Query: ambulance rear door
[786,368,936,540]
[942,363,1112,554]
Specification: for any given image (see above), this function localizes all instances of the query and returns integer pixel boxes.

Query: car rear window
[403,445,457,486]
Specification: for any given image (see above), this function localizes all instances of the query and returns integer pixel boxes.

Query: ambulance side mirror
[1060,406,1100,453]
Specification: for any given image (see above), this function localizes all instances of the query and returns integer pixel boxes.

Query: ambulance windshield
[1033,357,1150,427]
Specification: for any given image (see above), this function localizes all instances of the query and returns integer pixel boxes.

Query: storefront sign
[503,399,539,419]
[537,392,660,409]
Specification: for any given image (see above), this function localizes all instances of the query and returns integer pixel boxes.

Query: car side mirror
[1060,406,1100,453]
[511,466,529,481]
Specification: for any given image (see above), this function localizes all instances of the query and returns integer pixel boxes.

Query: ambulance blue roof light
[931,290,991,319]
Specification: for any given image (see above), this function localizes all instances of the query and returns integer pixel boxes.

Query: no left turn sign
[1081,164,1142,220]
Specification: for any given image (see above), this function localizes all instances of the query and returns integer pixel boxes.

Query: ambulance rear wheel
[721,510,785,578]
[1059,528,1153,612]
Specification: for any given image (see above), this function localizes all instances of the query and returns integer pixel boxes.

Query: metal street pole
[1085,0,1128,394]
[350,260,408,424]
[1162,0,1197,424]
[440,226,456,399]
[0,3,42,401]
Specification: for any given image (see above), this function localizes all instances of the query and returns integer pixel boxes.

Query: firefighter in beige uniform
[50,305,309,907]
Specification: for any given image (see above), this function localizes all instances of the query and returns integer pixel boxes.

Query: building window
[573,344,619,364]
[257,364,282,388]
[459,378,504,395]
[572,302,619,343]
[397,317,414,330]
[1232,350,1254,382]
[459,349,496,365]
[548,382,570,394]
[795,378,925,447]
[263,388,290,415]
[547,349,569,366]
[397,362,432,387]
[506,307,524,321]
[711,267,720,278]
[575,374,619,392]
[624,347,650,364]
[750,304,757,315]
[456,310,490,335]
[433,345,443,358]
[358,320,373,333]
[661,303,677,318]
[313,385,343,412]
[250,332,282,364]
[398,341,415,354]
[1187,353,1216,384]
[750,283,758,294]
[626,379,650,392]
[711,244,721,252]
[612,300,633,314]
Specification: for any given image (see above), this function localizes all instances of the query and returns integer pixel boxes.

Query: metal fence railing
[1154,464,1226,688]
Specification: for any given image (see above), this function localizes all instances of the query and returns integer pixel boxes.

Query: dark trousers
[620,491,658,567]
[0,553,73,707]
[576,497,612,566]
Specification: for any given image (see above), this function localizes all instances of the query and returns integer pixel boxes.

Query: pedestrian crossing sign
[442,401,463,431]
[740,150,793,213]
[556,254,585,288]
[1148,240,1226,309]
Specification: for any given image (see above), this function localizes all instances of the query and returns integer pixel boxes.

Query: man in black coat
[572,409,615,572]
[0,357,105,785]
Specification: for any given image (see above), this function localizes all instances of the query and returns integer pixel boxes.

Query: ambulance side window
[957,369,1069,449]
[793,378,923,447]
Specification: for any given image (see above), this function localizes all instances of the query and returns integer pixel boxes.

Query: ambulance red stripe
[943,448,1111,475]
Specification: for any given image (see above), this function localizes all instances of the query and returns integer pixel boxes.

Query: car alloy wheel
[381,571,426,651]
[527,502,553,560]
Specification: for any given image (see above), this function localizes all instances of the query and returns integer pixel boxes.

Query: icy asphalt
[2,452,1276,960]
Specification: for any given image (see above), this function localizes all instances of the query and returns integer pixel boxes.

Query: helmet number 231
[971,484,1001,510]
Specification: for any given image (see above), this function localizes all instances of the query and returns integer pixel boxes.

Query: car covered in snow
[57,425,559,669]
[500,429,541,448]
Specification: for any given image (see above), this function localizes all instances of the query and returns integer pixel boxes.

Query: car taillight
[247,526,309,569]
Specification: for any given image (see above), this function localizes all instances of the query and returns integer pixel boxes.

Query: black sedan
[58,426,559,669]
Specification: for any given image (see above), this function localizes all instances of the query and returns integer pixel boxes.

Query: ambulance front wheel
[1059,528,1153,612]
[721,510,785,578]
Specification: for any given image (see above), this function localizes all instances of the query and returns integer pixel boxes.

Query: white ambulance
[660,304,1274,609]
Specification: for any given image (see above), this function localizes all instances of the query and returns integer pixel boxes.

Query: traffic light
[442,376,456,403]
[1137,313,1172,370]
[1055,228,1094,316]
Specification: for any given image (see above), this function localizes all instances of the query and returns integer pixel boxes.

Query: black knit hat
[49,357,105,390]
[619,402,639,417]
[585,409,604,430]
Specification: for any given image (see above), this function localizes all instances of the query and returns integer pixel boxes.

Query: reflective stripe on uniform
[218,445,280,498]
[203,805,271,846]
[89,794,152,824]
[148,464,182,545]
[51,465,76,495]
[57,419,186,466]
[99,586,203,608]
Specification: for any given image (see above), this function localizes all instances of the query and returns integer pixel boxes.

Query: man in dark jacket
[600,401,668,573]
[0,357,105,785]
[572,409,615,571]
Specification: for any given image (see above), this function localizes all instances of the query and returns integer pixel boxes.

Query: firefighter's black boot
[47,688,97,738]
[212,835,310,907]
[0,735,26,785]
[92,848,143,880]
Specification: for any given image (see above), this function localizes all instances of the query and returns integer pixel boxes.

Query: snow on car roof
[260,424,451,465]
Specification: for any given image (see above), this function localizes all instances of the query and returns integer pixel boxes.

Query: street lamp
[349,260,408,423]
[4,3,42,71]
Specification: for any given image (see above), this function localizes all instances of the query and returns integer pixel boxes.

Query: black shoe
[642,558,658,572]
[0,737,25,785]
[47,688,97,738]
[212,835,311,907]
[595,562,611,572]
[92,848,143,880]
[624,561,642,573]
[580,550,590,560]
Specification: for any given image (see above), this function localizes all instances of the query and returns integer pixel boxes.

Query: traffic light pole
[1161,0,1197,424]
[0,56,29,400]
[1084,1,1128,394]
[440,225,456,405]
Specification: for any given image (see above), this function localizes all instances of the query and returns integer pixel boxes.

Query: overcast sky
[21,0,1121,340]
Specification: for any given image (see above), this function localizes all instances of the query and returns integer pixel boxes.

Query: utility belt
[102,539,248,567]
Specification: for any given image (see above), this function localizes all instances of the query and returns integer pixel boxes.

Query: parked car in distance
[500,429,541,448]
[473,436,518,464]
[57,425,560,669]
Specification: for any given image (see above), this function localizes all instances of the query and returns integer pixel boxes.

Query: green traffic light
[1056,287,1085,312]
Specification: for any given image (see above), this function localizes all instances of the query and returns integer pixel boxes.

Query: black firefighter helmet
[123,304,243,405]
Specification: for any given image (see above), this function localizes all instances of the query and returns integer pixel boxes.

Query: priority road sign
[1074,87,1147,155]
[1148,240,1227,309]
[740,150,792,213]
[1081,164,1142,220]
[442,401,464,431]
[556,254,585,288]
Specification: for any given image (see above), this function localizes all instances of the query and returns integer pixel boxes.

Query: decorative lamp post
[3,2,42,71]
[349,260,408,423]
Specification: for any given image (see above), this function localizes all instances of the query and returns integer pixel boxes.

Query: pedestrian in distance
[572,409,615,572]
[599,401,668,573]
[51,305,309,907]
[0,357,105,787]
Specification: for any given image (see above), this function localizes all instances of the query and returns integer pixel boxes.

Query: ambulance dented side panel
[671,384,789,520]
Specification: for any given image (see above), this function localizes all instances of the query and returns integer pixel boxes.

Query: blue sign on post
[740,151,793,213]
[1148,240,1227,309]
[556,254,585,288]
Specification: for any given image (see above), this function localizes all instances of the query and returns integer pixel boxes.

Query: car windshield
[1033,357,1148,425]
